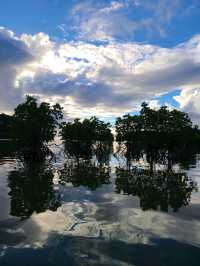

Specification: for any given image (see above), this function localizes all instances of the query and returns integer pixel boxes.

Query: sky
[0,0,200,122]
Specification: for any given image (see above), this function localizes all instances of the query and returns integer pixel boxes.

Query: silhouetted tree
[64,141,93,166]
[116,103,200,170]
[61,116,113,143]
[61,116,113,168]
[11,96,63,160]
[0,113,12,139]
[0,140,17,163]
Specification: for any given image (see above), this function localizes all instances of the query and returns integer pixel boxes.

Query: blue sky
[1,0,199,46]
[0,0,200,122]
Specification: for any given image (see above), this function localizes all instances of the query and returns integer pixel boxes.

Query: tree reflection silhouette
[60,162,110,190]
[93,142,113,166]
[115,168,197,212]
[8,162,61,219]
[59,141,111,190]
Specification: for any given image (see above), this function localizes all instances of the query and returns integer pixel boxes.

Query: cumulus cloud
[0,26,200,121]
[0,27,33,112]
[174,88,200,124]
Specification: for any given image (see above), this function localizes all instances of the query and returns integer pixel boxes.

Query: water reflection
[117,142,200,172]
[64,141,112,166]
[60,162,110,190]
[115,168,197,212]
[114,140,200,212]
[8,162,61,219]
[93,142,113,166]
[0,140,200,265]
[59,141,112,190]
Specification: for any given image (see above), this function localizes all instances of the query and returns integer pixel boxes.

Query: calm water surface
[0,141,200,265]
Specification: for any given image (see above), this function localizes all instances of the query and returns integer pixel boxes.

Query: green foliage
[61,116,113,143]
[12,96,63,153]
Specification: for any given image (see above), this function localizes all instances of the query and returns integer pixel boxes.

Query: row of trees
[116,102,200,170]
[4,96,113,160]
[1,96,199,217]
[1,96,200,162]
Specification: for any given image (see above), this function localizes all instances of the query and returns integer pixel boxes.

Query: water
[0,141,200,265]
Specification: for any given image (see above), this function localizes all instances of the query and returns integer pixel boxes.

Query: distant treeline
[0,96,200,161]
[0,113,13,139]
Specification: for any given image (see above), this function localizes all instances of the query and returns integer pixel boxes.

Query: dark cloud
[0,30,33,65]
[23,72,133,109]
[98,59,200,94]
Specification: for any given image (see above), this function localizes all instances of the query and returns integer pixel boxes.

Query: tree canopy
[12,96,63,158]
[116,102,197,142]
[61,116,113,143]
[116,103,200,169]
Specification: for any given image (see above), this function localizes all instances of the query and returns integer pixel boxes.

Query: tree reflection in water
[115,118,199,212]
[59,162,110,190]
[8,161,61,219]
[93,142,113,167]
[59,141,111,190]
[115,168,197,212]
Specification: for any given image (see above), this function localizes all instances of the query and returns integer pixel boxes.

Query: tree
[12,96,63,159]
[61,116,113,143]
[0,113,12,139]
[61,117,113,167]
[115,103,200,170]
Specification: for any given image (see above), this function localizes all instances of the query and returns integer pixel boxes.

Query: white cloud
[69,0,139,42]
[66,0,196,42]
[174,88,200,124]
[0,27,200,121]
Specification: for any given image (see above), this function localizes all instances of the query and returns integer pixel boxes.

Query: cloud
[0,27,33,112]
[174,88,200,124]
[65,0,197,42]
[0,27,200,121]
[0,28,31,64]
[68,0,139,42]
